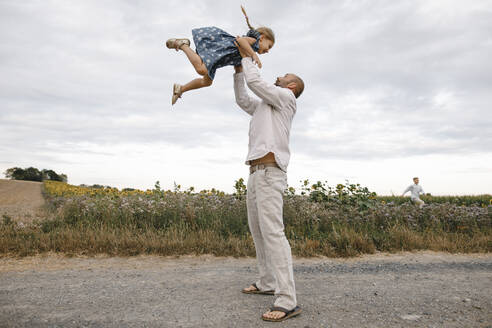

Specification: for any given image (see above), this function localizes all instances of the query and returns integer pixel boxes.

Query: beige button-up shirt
[233,57,297,172]
[403,184,425,199]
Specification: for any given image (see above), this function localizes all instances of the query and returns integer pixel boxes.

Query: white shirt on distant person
[403,184,424,200]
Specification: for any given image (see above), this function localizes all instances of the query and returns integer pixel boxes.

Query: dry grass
[1,223,489,258]
[0,184,490,258]
[0,225,257,258]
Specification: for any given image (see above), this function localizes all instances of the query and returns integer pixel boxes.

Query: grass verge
[1,192,490,257]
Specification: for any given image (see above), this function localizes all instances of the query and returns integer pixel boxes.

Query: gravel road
[1,252,491,328]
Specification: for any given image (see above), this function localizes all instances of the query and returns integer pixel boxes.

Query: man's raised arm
[241,57,287,109]
[233,65,259,116]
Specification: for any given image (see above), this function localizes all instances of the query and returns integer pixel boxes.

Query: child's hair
[241,6,275,44]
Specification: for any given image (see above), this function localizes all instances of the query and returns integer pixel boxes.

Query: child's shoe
[171,83,182,105]
[166,38,190,51]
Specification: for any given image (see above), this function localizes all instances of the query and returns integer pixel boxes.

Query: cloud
[1,0,491,193]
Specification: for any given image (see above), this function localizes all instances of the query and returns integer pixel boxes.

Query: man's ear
[287,82,297,94]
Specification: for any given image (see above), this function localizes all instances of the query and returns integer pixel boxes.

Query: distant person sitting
[402,177,425,208]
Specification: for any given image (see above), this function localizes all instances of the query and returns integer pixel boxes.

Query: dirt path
[0,179,45,222]
[1,252,491,327]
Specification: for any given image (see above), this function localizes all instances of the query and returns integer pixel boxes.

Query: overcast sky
[1,0,491,195]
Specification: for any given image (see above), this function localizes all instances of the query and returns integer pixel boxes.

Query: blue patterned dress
[191,26,261,80]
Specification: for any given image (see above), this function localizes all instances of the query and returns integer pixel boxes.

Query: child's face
[258,35,274,54]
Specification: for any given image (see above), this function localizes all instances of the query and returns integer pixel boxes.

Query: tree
[41,169,65,182]
[4,167,41,181]
[4,167,22,180]
[23,167,43,181]
[4,167,67,182]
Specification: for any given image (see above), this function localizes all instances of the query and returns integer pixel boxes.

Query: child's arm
[236,36,262,68]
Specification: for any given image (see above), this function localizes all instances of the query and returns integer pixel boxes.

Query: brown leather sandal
[165,38,190,51]
[171,83,182,105]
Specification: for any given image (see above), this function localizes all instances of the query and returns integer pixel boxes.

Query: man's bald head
[275,73,305,99]
[287,74,304,98]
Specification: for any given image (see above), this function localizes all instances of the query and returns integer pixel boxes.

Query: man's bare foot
[262,310,286,321]
[242,285,258,292]
[241,283,274,295]
[261,306,302,322]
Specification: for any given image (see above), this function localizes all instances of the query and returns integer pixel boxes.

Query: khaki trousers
[246,165,297,310]
[412,197,425,208]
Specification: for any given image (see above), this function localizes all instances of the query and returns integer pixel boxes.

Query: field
[377,194,491,207]
[1,180,490,258]
[0,179,45,223]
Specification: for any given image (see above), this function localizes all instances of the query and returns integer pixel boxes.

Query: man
[233,41,304,322]
[402,177,425,208]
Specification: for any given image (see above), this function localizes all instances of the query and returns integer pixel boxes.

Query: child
[165,6,275,105]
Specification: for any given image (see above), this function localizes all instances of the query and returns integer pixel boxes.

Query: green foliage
[2,181,491,257]
[5,167,42,181]
[377,195,492,207]
[86,184,106,189]
[284,186,296,197]
[3,178,491,257]
[300,180,377,211]
[233,178,247,200]
[42,169,67,182]
[40,218,63,233]
[2,215,13,226]
[4,167,67,182]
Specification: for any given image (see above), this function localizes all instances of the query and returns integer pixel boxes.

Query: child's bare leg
[180,45,208,76]
[181,75,213,94]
